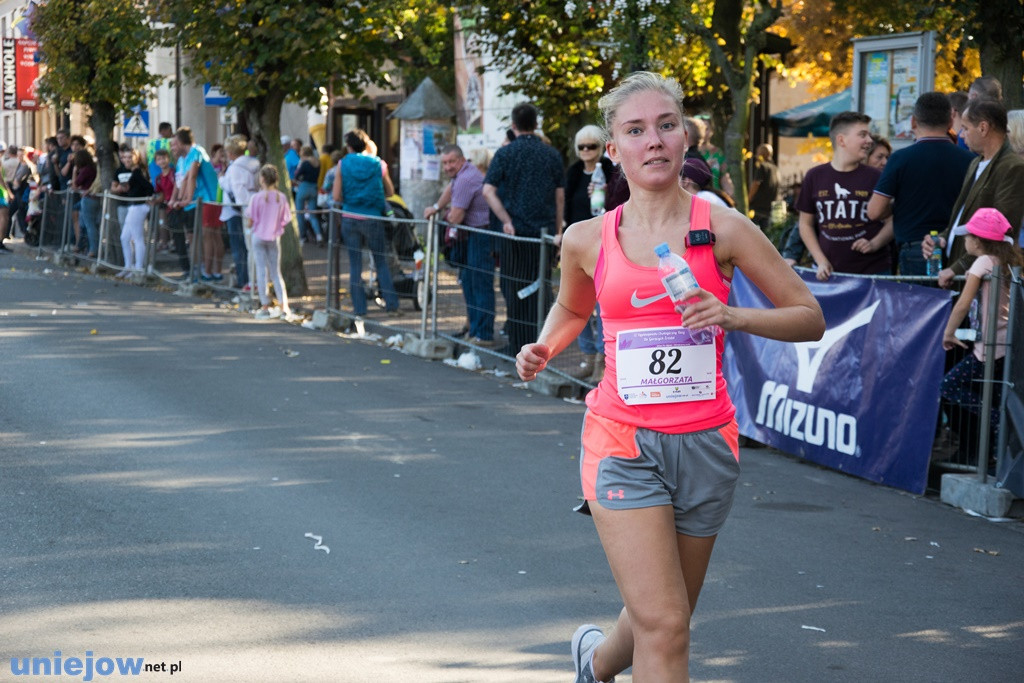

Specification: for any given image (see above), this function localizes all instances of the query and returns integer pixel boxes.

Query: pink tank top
[584,196,735,433]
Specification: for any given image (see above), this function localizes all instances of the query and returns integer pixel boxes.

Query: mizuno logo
[793,301,880,393]
[631,290,669,308]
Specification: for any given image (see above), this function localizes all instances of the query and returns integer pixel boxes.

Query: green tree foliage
[159,0,402,296]
[32,0,160,189]
[389,1,456,97]
[468,1,782,214]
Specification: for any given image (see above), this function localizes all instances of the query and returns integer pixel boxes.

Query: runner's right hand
[517,343,550,381]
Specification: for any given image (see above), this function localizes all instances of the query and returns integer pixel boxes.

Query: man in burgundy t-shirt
[797,111,893,280]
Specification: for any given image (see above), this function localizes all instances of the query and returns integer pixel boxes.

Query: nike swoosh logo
[630,290,669,308]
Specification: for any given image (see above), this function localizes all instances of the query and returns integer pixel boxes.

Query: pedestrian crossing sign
[124,110,150,138]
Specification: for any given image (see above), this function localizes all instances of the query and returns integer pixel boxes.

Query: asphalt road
[1,250,1022,682]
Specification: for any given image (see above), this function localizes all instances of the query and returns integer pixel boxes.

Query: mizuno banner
[723,270,951,494]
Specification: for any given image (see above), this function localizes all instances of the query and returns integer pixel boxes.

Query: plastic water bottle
[654,242,719,343]
[926,230,942,277]
[590,164,606,216]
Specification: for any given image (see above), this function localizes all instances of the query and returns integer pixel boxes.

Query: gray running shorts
[579,410,741,536]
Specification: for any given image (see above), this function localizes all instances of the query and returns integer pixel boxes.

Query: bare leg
[589,503,718,682]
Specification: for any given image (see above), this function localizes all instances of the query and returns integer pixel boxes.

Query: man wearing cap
[923,98,1024,288]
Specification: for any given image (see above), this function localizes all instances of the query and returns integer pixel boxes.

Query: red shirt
[155,170,174,203]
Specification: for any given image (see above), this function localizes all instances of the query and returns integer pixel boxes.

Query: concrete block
[940,473,1014,518]
[311,310,338,330]
[530,370,577,399]
[404,335,455,360]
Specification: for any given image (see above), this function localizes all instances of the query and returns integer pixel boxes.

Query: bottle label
[661,270,698,301]
[616,326,716,405]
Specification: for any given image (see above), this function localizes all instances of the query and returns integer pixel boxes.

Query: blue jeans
[79,195,102,255]
[576,304,604,355]
[226,216,248,289]
[295,182,321,240]
[452,229,497,340]
[898,241,927,276]
[342,216,399,314]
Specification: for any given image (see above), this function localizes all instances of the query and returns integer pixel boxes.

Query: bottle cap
[654,242,670,257]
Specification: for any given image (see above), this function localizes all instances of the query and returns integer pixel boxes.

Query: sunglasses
[577,143,600,151]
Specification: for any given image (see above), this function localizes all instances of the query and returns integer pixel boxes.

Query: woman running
[516,72,825,682]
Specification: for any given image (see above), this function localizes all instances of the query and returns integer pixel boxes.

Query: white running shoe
[572,624,613,683]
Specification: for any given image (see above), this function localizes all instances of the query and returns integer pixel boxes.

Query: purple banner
[723,270,951,494]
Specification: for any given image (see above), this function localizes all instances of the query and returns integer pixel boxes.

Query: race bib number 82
[616,327,716,405]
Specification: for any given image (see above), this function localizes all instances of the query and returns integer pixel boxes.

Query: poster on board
[852,32,935,151]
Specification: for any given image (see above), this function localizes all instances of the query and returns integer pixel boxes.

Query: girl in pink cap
[941,207,1023,457]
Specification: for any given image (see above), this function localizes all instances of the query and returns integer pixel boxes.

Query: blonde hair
[224,135,248,157]
[468,147,492,173]
[573,125,606,157]
[1007,109,1024,155]
[598,71,685,132]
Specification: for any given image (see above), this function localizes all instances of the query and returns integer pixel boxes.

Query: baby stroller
[365,197,427,311]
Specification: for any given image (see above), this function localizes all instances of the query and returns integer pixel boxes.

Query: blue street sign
[123,109,150,138]
[203,83,231,107]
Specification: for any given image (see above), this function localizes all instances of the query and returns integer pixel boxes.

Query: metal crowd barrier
[993,267,1022,496]
[324,207,430,337]
[319,210,597,387]
[31,187,1020,493]
[34,189,72,259]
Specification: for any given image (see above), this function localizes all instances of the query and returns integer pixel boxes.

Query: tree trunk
[243,89,309,298]
[89,100,118,191]
[725,89,749,216]
[975,1,1024,109]
[710,0,744,211]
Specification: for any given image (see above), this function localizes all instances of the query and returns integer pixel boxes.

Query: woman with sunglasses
[564,125,617,383]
